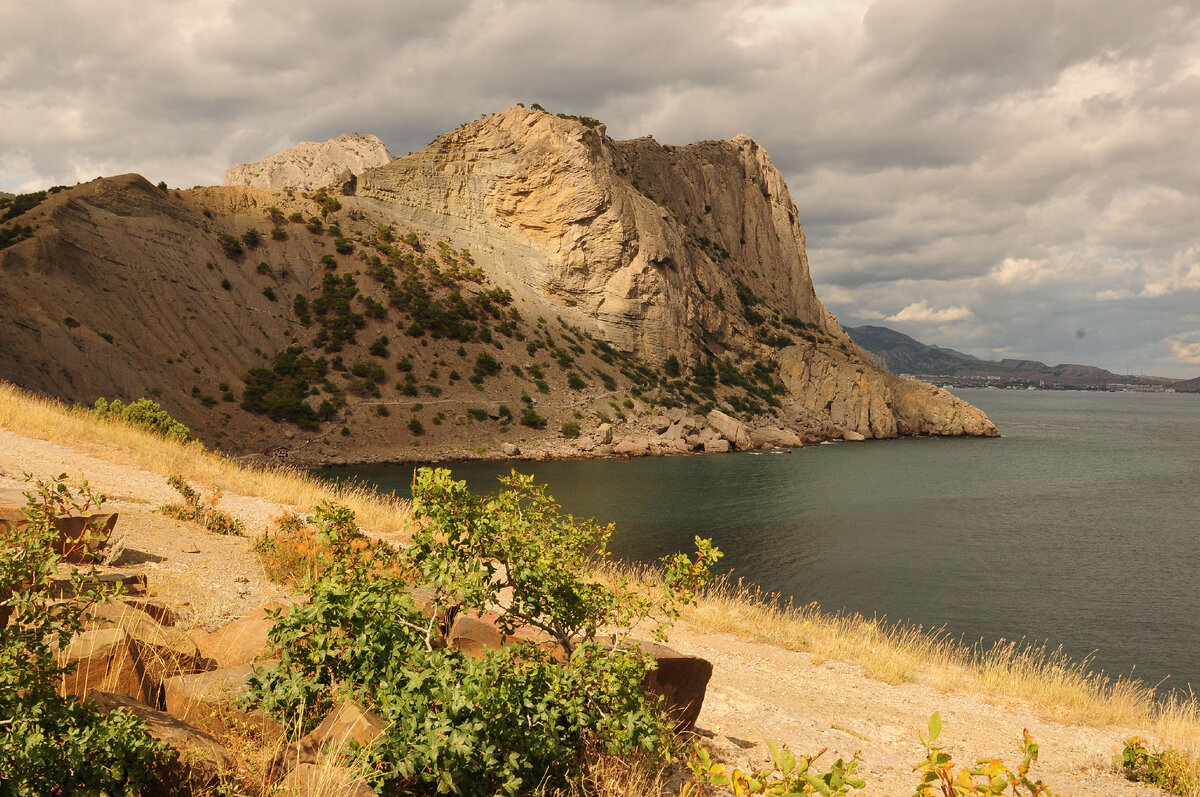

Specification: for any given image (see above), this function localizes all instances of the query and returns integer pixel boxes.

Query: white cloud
[1167,332,1200,364]
[886,300,973,323]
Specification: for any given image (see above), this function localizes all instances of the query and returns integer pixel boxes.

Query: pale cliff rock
[357,107,833,365]
[225,134,393,191]
[355,106,997,440]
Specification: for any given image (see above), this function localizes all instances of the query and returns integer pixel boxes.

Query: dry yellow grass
[0,380,413,537]
[679,573,1200,753]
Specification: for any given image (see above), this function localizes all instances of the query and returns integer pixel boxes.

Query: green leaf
[928,711,942,744]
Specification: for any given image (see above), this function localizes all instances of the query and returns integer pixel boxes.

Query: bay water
[321,389,1200,691]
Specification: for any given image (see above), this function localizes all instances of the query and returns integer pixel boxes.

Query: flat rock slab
[163,662,282,740]
[196,601,288,668]
[58,627,147,703]
[49,568,147,599]
[88,690,234,787]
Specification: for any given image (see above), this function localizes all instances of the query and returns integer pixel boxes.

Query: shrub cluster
[92,397,194,443]
[1,475,172,793]
[245,470,719,796]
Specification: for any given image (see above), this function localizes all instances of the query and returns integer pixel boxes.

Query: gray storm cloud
[2,0,1198,376]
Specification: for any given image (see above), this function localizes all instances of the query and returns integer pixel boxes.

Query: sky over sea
[3,1,1199,377]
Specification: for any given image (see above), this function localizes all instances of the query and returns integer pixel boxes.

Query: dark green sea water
[320,389,1200,691]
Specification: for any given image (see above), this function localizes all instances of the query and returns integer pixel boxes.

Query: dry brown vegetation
[0,380,413,537]
[678,573,1200,754]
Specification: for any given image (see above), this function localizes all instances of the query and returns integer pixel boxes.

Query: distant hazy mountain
[1174,375,1200,393]
[847,325,1173,388]
[846,325,978,375]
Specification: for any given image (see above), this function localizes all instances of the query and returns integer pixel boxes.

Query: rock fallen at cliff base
[706,409,751,450]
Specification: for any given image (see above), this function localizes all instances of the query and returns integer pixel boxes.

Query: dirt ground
[0,427,1161,795]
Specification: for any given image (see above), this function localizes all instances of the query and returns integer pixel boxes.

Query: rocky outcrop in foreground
[224,133,393,191]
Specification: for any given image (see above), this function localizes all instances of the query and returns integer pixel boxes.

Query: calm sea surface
[321,389,1200,690]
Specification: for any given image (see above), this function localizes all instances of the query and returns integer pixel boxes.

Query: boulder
[613,437,650,456]
[449,613,565,662]
[500,442,521,457]
[275,702,386,776]
[88,690,234,787]
[279,763,379,797]
[84,602,209,704]
[842,430,866,442]
[642,643,713,733]
[163,663,283,740]
[662,421,687,443]
[646,415,671,434]
[0,508,118,564]
[195,602,288,668]
[58,627,147,702]
[749,427,802,449]
[706,409,751,450]
[595,422,613,444]
[120,597,179,627]
[702,438,731,454]
[486,403,504,420]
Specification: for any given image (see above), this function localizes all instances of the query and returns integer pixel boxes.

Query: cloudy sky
[4,1,1199,377]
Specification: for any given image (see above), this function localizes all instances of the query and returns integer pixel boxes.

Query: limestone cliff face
[357,106,996,439]
[225,133,393,191]
[357,107,837,365]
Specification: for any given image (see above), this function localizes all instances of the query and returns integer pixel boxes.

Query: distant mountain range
[846,325,1189,390]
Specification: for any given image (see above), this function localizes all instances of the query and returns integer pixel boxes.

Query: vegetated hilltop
[848,324,1177,389]
[1173,375,1200,393]
[0,107,995,464]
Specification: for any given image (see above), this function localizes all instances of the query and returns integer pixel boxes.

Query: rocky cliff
[356,106,996,441]
[0,108,995,462]
[225,133,393,191]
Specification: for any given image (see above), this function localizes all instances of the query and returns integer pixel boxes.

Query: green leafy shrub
[159,475,246,535]
[92,397,193,443]
[217,233,243,257]
[520,407,547,428]
[912,713,1054,796]
[560,421,581,438]
[241,346,326,428]
[245,470,718,795]
[1116,737,1198,795]
[682,741,863,796]
[407,417,424,435]
[567,372,587,390]
[241,228,262,248]
[1,475,172,793]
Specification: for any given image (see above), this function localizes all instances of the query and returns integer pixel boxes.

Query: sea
[320,389,1200,691]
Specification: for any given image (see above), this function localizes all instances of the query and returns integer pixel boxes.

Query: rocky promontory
[0,107,995,462]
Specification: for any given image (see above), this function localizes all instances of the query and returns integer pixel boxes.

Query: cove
[320,389,1200,692]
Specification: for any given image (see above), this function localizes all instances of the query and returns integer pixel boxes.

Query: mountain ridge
[0,108,997,462]
[847,324,1178,388]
